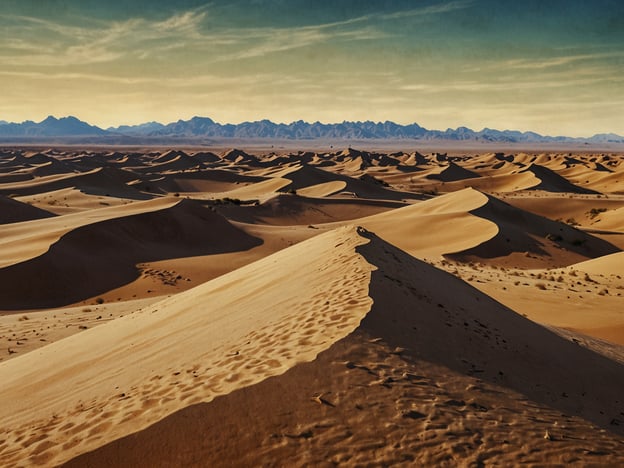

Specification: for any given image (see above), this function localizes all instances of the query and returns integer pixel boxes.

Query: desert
[0,145,623,466]
[2,1,624,464]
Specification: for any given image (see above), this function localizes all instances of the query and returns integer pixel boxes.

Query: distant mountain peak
[189,116,215,123]
[0,115,106,137]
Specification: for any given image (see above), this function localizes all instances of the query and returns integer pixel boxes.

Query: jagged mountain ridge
[0,115,622,143]
[0,116,107,137]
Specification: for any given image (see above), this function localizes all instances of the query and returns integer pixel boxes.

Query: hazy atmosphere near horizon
[1,0,623,136]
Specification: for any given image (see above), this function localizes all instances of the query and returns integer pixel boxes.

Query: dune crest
[353,188,500,258]
[0,198,262,309]
[66,228,624,467]
[0,226,374,467]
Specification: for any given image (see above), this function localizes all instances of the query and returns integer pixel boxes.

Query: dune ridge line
[0,225,375,467]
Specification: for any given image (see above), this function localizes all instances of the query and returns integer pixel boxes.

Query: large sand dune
[0,226,374,466]
[67,228,624,467]
[0,199,262,309]
[0,147,623,466]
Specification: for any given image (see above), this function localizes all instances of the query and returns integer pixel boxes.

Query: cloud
[0,0,475,68]
[158,10,207,33]
[455,50,624,74]
[502,51,624,70]
[0,7,212,66]
[398,75,616,93]
[381,0,474,20]
[0,6,379,67]
[0,69,314,92]
[224,24,384,61]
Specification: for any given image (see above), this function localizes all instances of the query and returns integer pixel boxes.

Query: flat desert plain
[1,146,624,466]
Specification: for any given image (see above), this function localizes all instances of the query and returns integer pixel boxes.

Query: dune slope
[0,195,56,224]
[0,226,374,467]
[354,188,499,258]
[66,228,624,467]
[0,199,263,309]
[449,193,621,267]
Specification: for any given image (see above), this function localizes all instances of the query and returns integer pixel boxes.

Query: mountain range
[0,115,622,144]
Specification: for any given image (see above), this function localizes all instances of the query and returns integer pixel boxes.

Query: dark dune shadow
[426,162,481,182]
[133,168,267,194]
[215,193,406,225]
[356,230,624,434]
[0,167,153,201]
[0,195,56,224]
[448,193,620,262]
[282,164,420,201]
[525,164,600,194]
[0,199,262,309]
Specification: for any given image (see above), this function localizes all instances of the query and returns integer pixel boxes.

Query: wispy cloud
[0,69,313,91]
[0,7,213,66]
[0,1,474,68]
[457,49,624,75]
[398,74,619,93]
[381,0,473,20]
[0,70,160,85]
[0,6,377,67]
[224,24,384,61]
[502,51,624,70]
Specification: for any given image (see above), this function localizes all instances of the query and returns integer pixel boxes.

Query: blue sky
[1,0,622,135]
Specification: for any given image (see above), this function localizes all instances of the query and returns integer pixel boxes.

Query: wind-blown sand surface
[1,147,623,466]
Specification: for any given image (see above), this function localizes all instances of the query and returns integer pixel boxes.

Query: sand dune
[0,197,178,268]
[216,193,402,226]
[0,166,146,200]
[400,151,429,166]
[432,171,539,193]
[504,196,624,228]
[65,228,624,467]
[220,148,260,164]
[523,164,601,194]
[593,205,624,232]
[276,163,417,201]
[571,251,624,275]
[202,176,292,202]
[131,168,266,195]
[295,180,347,197]
[0,297,161,363]
[0,199,261,309]
[0,195,55,224]
[0,226,374,466]
[432,254,624,346]
[129,154,205,174]
[14,186,145,215]
[426,161,482,182]
[449,193,620,268]
[0,147,623,466]
[189,151,221,163]
[579,170,624,194]
[352,188,499,258]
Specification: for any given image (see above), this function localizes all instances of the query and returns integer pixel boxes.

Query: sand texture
[0,147,623,466]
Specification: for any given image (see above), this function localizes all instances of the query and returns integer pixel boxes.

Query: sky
[1,0,623,136]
